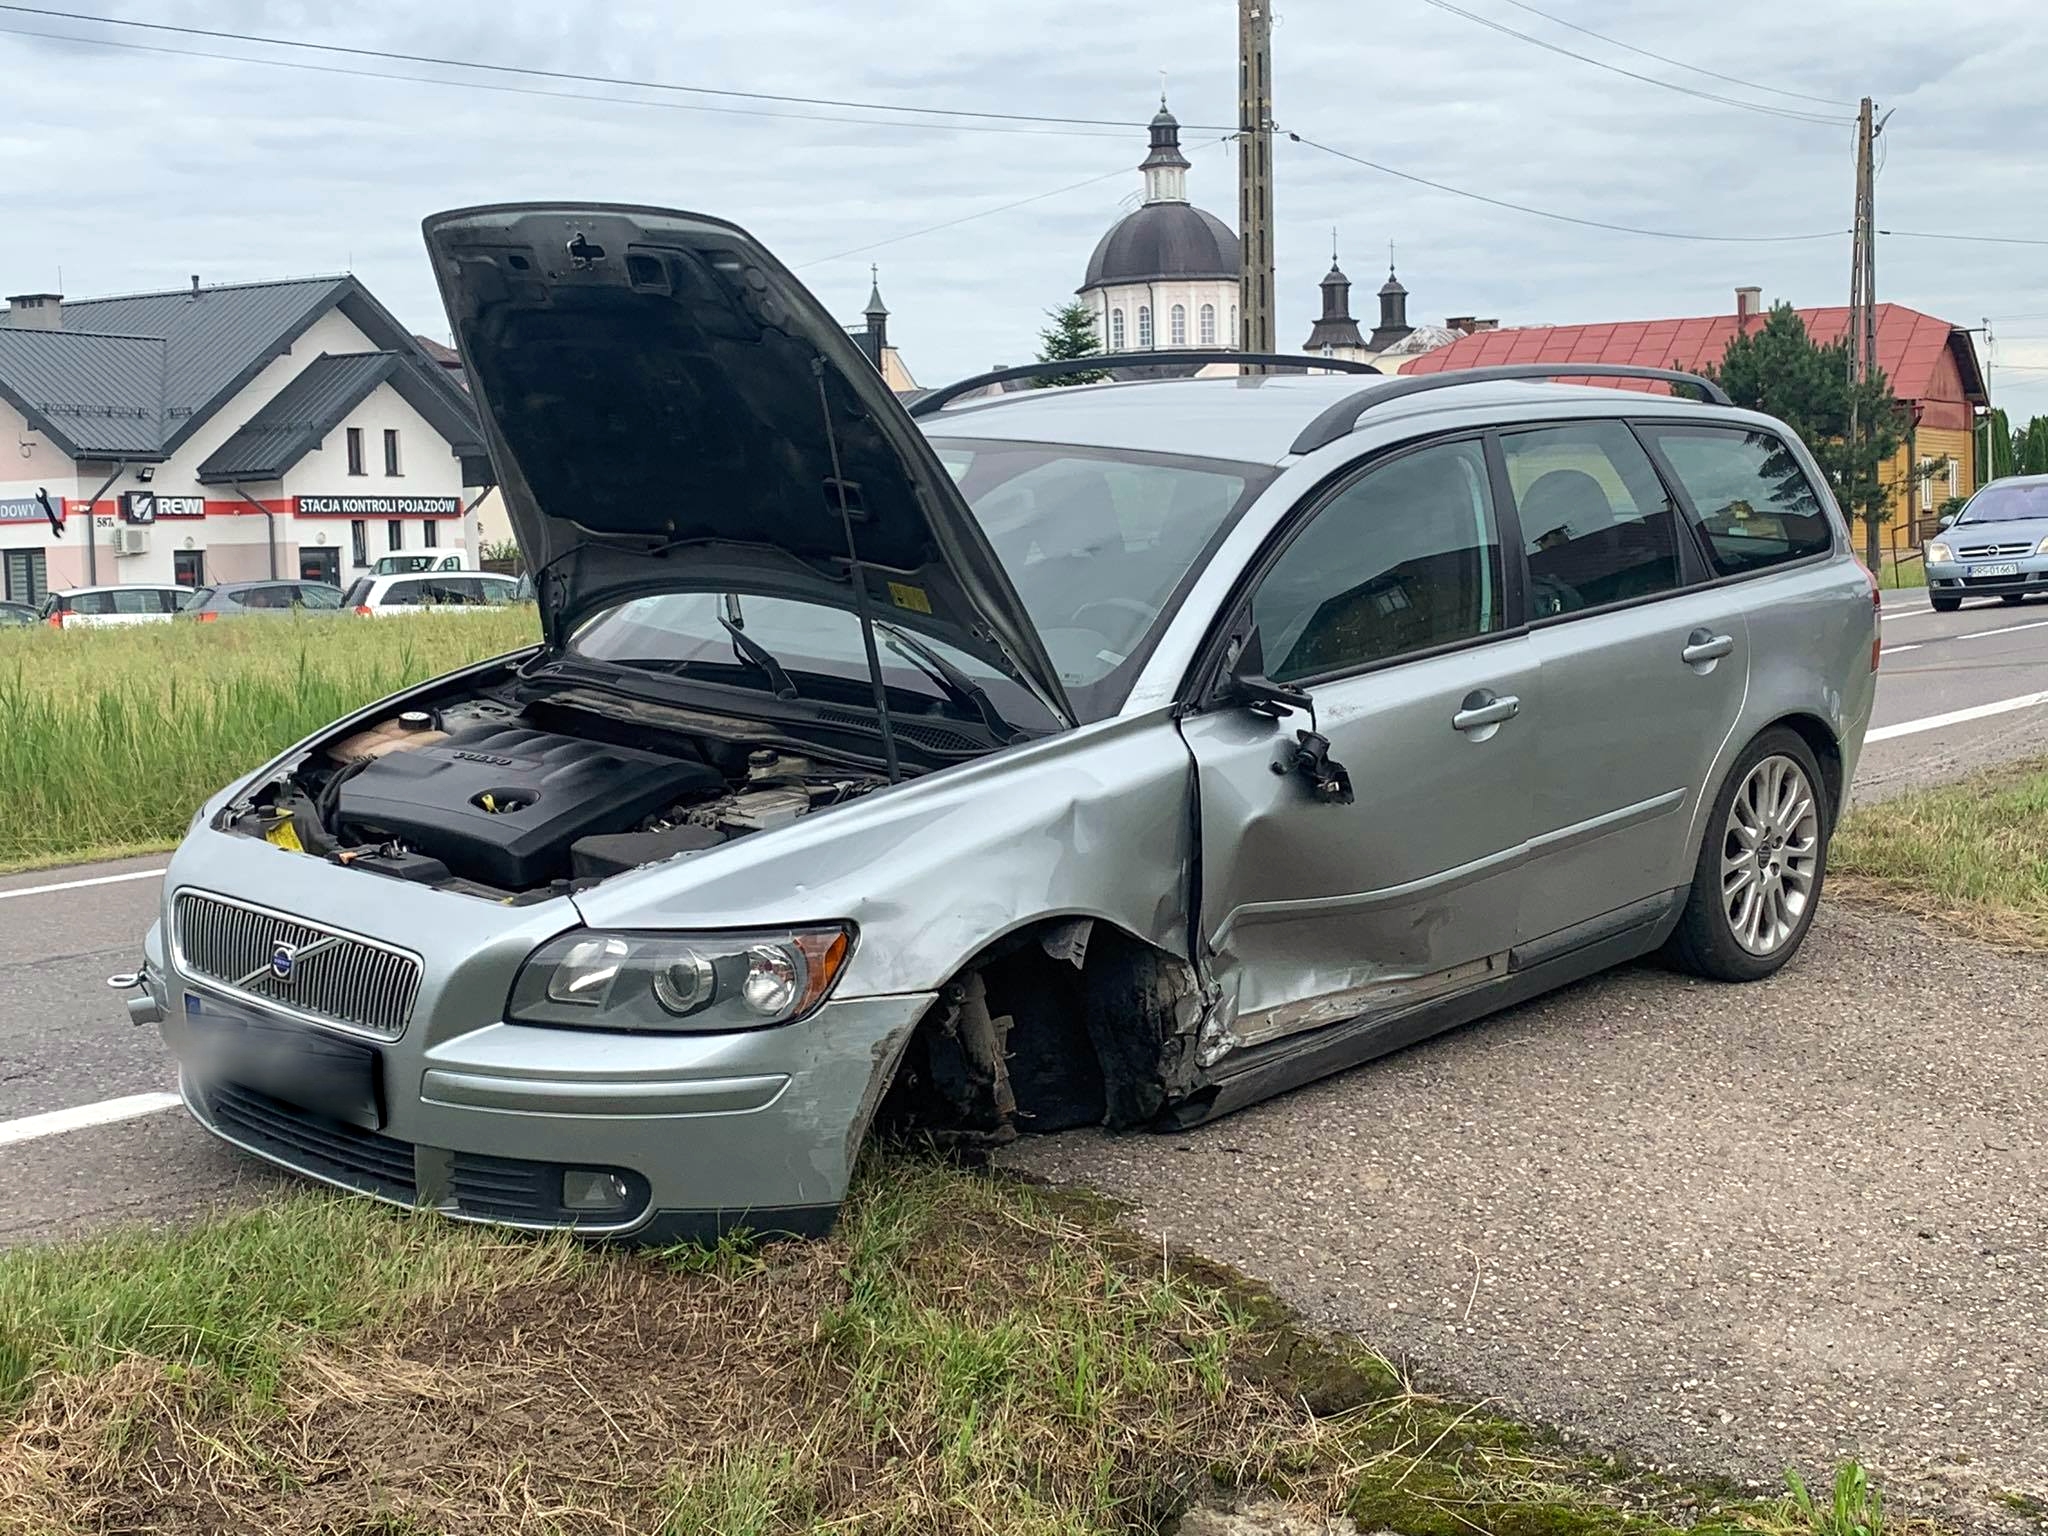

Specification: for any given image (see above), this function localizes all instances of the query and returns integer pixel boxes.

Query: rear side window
[1500,422,1684,617]
[1252,438,1503,683]
[111,589,160,615]
[1640,425,1834,575]
[298,584,343,609]
[70,591,114,616]
[384,580,423,607]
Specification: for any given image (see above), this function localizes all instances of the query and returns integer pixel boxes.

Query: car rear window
[342,579,372,607]
[178,586,215,611]
[1640,425,1834,575]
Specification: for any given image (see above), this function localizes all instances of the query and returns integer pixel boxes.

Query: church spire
[1139,92,1190,204]
[1302,229,1365,355]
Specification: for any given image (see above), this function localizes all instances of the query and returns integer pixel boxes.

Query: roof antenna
[811,355,902,783]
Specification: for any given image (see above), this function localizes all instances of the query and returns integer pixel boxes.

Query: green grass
[1875,553,1927,591]
[0,611,537,870]
[0,1160,1931,1536]
[1833,757,2048,948]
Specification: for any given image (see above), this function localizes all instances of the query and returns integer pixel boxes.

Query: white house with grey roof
[0,275,488,603]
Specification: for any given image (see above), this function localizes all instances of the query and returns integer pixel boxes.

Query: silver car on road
[121,205,1879,1241]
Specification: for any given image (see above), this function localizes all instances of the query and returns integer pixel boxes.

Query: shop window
[4,549,47,604]
[173,549,205,588]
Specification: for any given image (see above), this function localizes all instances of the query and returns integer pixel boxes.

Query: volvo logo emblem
[235,932,345,991]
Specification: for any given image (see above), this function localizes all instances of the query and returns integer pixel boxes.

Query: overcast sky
[7,0,2047,424]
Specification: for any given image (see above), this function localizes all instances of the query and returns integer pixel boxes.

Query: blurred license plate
[182,993,383,1129]
[1971,562,2021,578]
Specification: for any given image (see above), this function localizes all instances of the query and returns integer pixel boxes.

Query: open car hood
[422,203,1073,726]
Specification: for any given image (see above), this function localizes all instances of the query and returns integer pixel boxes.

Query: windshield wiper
[718,614,798,700]
[874,621,1024,742]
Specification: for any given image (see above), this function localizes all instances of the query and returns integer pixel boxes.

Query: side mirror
[1220,627,1311,716]
[1937,513,1958,530]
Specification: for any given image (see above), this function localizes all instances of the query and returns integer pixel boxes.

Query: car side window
[71,591,114,616]
[299,584,342,609]
[1638,425,1833,575]
[238,585,287,609]
[1251,438,1503,684]
[1499,421,1684,618]
[111,589,159,615]
[384,580,422,607]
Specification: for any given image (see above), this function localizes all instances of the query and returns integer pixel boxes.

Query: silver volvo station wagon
[116,205,1880,1242]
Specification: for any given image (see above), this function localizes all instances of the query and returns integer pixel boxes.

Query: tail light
[47,611,64,628]
[354,604,374,616]
[194,610,218,623]
[1863,560,1882,670]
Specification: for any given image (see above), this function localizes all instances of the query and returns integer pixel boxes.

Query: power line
[0,20,1137,139]
[1491,0,1855,108]
[1881,229,2048,248]
[1288,132,1846,243]
[1413,0,1854,125]
[0,2,1226,135]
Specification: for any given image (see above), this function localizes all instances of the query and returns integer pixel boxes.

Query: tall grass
[0,612,537,869]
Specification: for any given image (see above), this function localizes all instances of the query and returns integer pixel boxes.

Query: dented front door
[1179,435,1541,1053]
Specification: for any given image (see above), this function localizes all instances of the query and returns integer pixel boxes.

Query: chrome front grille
[174,891,420,1039]
[1956,542,2034,559]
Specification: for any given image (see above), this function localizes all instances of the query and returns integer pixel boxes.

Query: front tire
[1930,594,1961,612]
[1665,728,1829,982]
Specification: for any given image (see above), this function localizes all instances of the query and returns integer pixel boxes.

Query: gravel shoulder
[1002,904,2048,1532]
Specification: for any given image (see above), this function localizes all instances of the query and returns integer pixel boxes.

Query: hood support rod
[812,358,901,784]
[230,483,280,580]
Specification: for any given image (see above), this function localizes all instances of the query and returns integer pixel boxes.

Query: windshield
[567,439,1267,723]
[1956,482,2048,524]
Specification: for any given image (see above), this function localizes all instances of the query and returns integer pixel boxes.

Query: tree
[2017,415,2048,476]
[1986,407,2016,480]
[1703,303,1904,573]
[1033,300,1108,386]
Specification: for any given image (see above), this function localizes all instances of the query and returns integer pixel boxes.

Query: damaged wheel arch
[872,916,1213,1148]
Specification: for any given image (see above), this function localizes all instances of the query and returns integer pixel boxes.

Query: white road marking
[0,867,166,902]
[0,1091,183,1148]
[1865,689,2048,744]
[1879,605,1932,620]
[1883,643,1923,654]
[1958,617,2048,643]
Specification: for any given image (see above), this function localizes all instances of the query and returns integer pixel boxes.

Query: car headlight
[1928,540,1953,563]
[506,926,854,1032]
[2037,535,2048,557]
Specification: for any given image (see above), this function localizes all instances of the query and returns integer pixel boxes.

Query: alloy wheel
[1720,754,1821,957]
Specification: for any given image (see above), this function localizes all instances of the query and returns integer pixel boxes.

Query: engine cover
[335,724,724,888]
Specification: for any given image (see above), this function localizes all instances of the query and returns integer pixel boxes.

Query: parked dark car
[0,600,38,626]
[177,581,346,619]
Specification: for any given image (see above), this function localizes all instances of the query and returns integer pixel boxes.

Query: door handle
[1452,690,1520,732]
[1681,629,1735,665]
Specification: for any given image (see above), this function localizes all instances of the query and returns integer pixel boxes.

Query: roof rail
[1287,363,1732,456]
[906,351,1381,419]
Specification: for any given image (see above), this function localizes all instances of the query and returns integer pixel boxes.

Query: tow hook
[107,969,166,1027]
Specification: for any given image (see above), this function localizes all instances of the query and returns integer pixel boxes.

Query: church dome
[1081,203,1240,290]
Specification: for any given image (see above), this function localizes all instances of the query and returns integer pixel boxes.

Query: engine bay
[227,678,887,900]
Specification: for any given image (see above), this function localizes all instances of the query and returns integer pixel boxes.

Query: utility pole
[1237,0,1275,370]
[1847,96,1883,572]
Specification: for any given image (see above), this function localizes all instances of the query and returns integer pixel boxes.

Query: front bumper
[164,987,931,1242]
[1925,555,2048,598]
[150,828,932,1242]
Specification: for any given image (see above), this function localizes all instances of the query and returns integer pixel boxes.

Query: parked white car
[39,584,188,627]
[342,571,526,615]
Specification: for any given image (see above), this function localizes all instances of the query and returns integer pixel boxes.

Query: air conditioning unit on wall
[114,526,150,556]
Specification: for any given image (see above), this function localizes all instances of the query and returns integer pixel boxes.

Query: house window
[1948,457,1960,496]
[346,426,365,476]
[350,519,367,567]
[172,549,205,587]
[387,519,403,552]
[1137,305,1153,349]
[4,548,47,605]
[383,429,401,476]
[423,519,439,549]
[1110,308,1125,351]
[1170,304,1187,346]
[1231,305,1239,344]
[1200,303,1216,345]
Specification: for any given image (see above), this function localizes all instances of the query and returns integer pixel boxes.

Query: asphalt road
[1,587,2045,1516]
